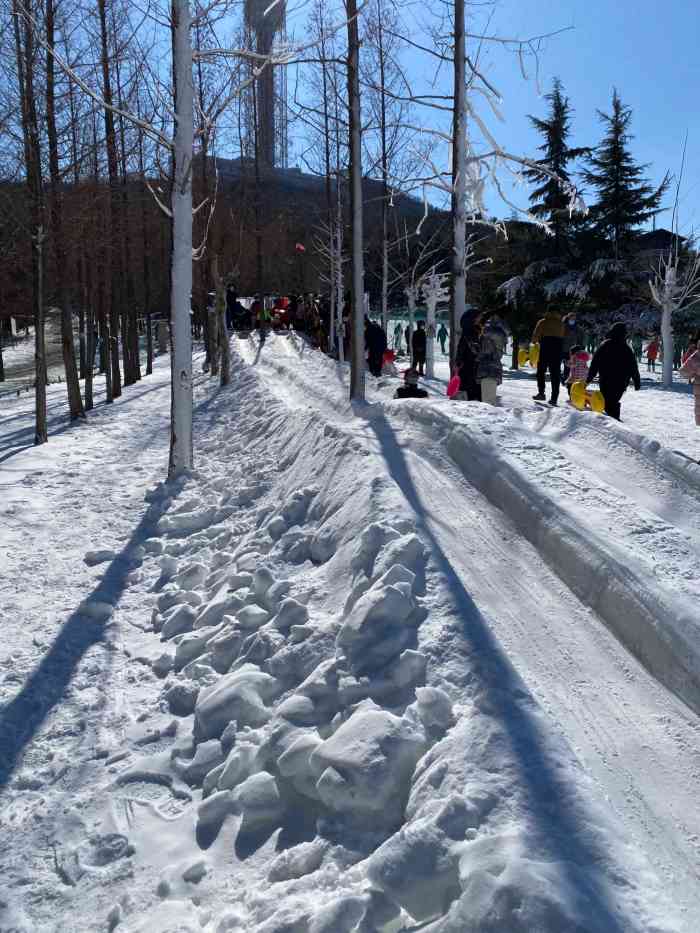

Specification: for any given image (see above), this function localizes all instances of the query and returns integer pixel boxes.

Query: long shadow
[0,491,164,793]
[0,381,168,461]
[361,409,628,931]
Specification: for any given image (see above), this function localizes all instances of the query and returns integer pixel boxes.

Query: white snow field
[1,334,699,933]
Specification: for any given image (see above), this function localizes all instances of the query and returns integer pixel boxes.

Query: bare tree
[45,0,84,419]
[346,0,365,400]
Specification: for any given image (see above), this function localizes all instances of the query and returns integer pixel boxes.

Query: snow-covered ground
[1,334,699,932]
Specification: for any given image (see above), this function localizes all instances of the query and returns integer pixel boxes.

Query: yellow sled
[570,381,605,413]
[529,343,540,368]
[518,348,529,367]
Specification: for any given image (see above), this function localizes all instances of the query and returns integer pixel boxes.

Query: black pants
[537,353,561,403]
[600,383,625,420]
[413,351,426,374]
[368,351,383,376]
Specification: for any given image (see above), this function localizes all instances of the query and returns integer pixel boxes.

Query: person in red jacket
[646,337,659,372]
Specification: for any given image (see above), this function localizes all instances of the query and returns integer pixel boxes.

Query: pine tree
[525,78,588,251]
[583,89,670,257]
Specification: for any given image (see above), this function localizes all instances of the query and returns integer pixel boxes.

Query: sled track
[238,334,700,719]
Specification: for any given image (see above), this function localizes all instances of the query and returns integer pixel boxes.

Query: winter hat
[404,369,419,385]
[460,309,478,331]
[609,322,627,341]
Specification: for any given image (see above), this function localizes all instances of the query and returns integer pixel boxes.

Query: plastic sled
[518,348,529,367]
[571,381,605,413]
[383,349,396,364]
[447,375,461,398]
[529,343,540,368]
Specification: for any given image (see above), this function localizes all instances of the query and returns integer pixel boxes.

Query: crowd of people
[524,310,700,424]
[206,285,700,428]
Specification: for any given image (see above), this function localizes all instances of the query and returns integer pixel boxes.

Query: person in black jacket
[365,317,387,376]
[412,321,427,374]
[395,368,428,399]
[587,321,641,420]
[454,311,481,401]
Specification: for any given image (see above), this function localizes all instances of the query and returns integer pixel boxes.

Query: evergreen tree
[583,89,670,257]
[525,78,589,251]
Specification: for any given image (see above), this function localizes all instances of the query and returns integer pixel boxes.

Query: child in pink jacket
[680,333,700,427]
[565,345,590,398]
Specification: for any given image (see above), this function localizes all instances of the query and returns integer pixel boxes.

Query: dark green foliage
[524,78,589,248]
[583,90,670,256]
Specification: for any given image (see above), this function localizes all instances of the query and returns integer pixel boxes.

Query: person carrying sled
[437,322,448,355]
[679,330,700,428]
[586,321,641,420]
[531,309,565,406]
[412,320,427,375]
[394,368,428,399]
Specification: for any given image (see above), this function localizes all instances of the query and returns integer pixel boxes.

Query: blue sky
[284,0,697,233]
[468,0,699,232]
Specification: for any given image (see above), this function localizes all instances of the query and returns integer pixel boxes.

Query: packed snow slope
[1,335,699,932]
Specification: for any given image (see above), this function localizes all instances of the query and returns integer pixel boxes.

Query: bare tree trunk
[346,0,365,401]
[84,260,94,410]
[98,0,122,397]
[46,0,84,419]
[0,333,4,381]
[92,109,112,401]
[168,0,194,477]
[449,0,466,371]
[35,228,48,443]
[146,314,153,375]
[113,25,139,385]
[14,2,47,441]
[377,8,389,333]
[211,256,231,386]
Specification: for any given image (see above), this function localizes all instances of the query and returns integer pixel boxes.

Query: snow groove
[405,402,700,718]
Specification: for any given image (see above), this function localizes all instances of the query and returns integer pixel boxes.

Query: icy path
[238,333,700,927]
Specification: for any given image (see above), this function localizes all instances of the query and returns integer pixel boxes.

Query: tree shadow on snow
[361,409,629,932]
[0,488,165,793]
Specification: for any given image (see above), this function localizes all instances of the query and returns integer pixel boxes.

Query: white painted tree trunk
[347,0,365,401]
[661,299,673,388]
[335,220,344,364]
[168,0,194,478]
[425,296,437,378]
[450,0,466,369]
[406,288,416,364]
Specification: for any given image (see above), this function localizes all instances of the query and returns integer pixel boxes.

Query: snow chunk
[337,568,417,675]
[174,624,223,671]
[179,739,225,787]
[372,534,426,585]
[273,598,309,633]
[195,583,241,630]
[234,772,284,830]
[310,705,427,827]
[236,604,271,630]
[161,603,197,640]
[84,549,117,566]
[413,686,455,738]
[267,838,329,882]
[218,741,259,791]
[164,680,200,716]
[194,665,280,740]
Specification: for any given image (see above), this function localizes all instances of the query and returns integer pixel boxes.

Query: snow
[2,333,700,931]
